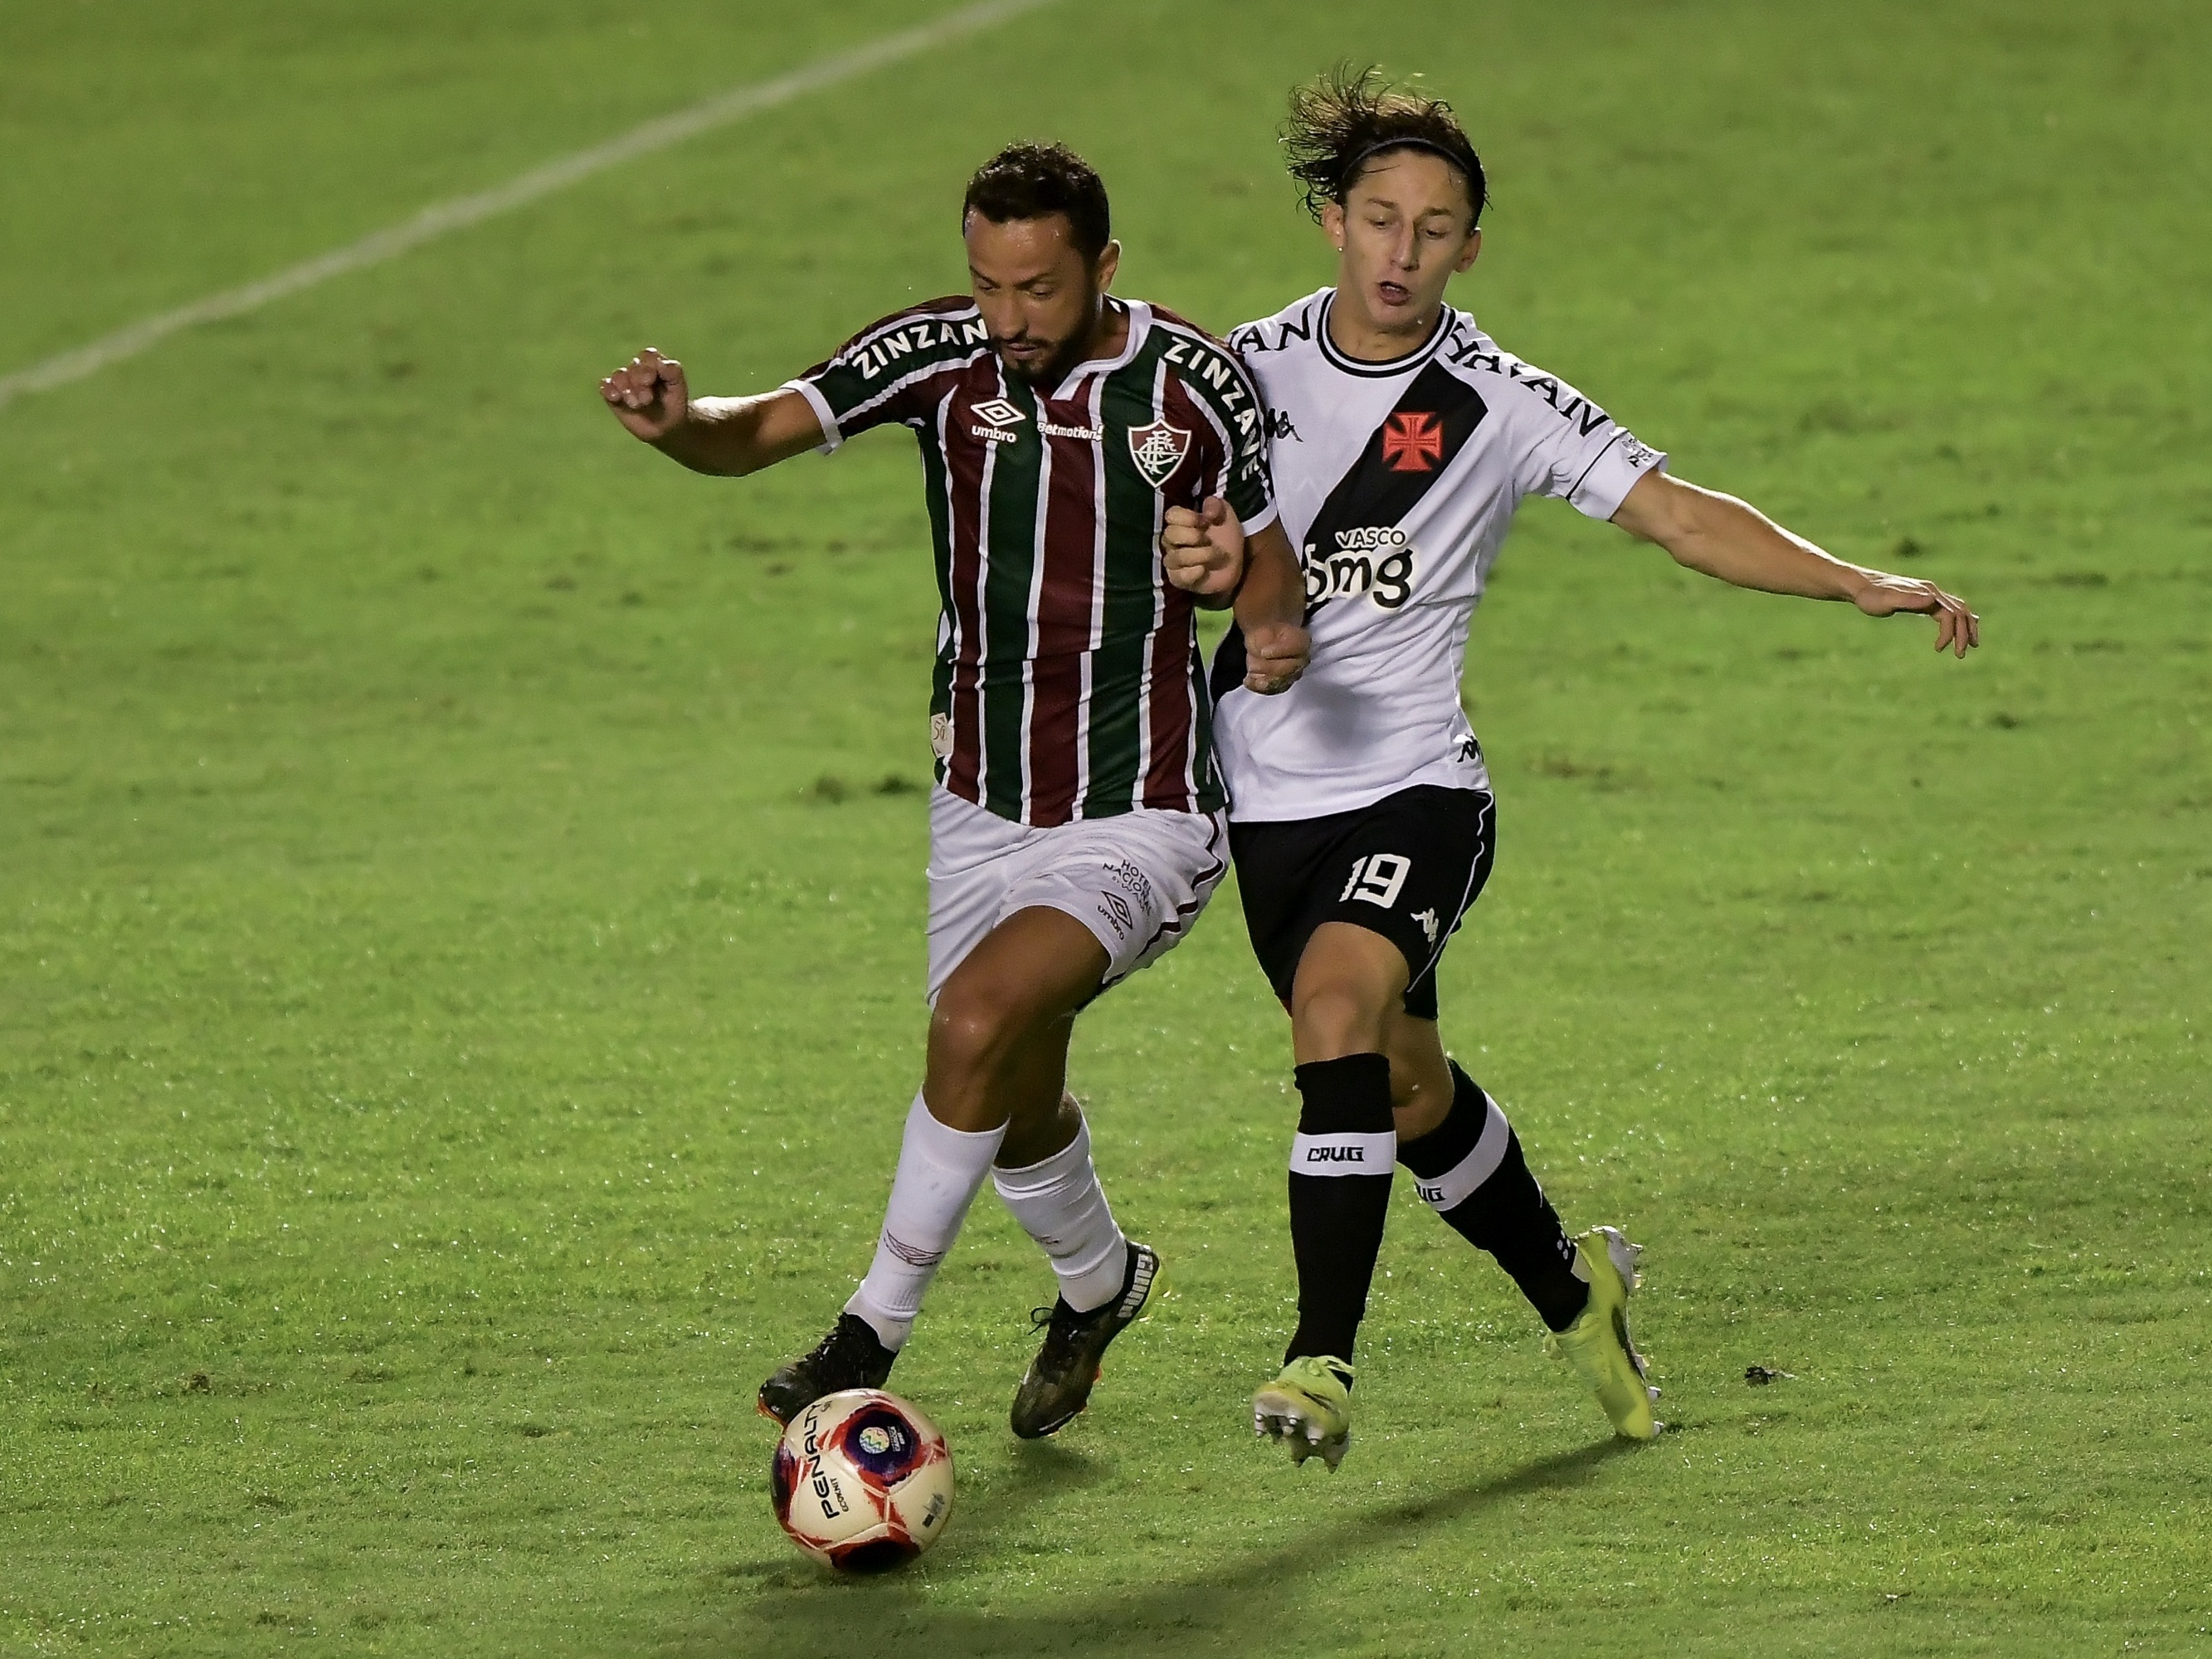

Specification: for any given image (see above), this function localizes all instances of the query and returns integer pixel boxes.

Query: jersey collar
[1049,299,1150,401]
[1316,290,1450,379]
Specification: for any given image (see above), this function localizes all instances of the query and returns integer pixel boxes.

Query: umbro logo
[1096,891,1135,938]
[969,398,1026,444]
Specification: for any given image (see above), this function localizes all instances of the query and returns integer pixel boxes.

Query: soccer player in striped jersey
[601,144,1309,1438]
[1169,71,1978,1467]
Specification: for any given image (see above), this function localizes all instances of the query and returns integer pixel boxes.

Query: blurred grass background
[2,1,2206,1653]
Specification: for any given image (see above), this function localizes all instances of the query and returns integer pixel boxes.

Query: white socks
[992,1113,1129,1314]
[845,1094,1004,1350]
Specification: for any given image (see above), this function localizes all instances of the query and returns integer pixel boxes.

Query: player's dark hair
[962,142,1113,263]
[1282,66,1487,230]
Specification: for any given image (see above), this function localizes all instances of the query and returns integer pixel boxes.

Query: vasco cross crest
[1126,419,1192,488]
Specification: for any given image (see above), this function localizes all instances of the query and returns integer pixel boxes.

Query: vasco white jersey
[1211,288,1666,822]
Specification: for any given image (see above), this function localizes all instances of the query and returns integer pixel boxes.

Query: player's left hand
[1161,495,1245,598]
[1242,619,1310,695]
[1854,574,1981,657]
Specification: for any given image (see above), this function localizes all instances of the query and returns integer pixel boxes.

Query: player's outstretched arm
[1611,470,1980,657]
[598,348,826,477]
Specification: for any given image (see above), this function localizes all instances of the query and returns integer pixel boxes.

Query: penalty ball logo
[798,1405,851,1521]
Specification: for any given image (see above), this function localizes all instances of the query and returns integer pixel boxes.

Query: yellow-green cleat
[1253,1354,1355,1471]
[1547,1226,1661,1440]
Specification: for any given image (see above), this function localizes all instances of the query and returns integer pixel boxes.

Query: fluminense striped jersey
[781,296,1276,827]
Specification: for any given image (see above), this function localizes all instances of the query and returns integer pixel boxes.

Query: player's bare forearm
[651,395,817,477]
[1613,471,1864,598]
[1232,521,1312,693]
[599,349,825,477]
[1612,470,1981,656]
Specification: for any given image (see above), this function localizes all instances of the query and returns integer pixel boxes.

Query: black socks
[1284,1053,1396,1368]
[1398,1060,1589,1333]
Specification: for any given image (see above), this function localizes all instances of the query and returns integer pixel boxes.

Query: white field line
[0,0,1052,411]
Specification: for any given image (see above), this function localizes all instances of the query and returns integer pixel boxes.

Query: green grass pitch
[3,1,2208,1653]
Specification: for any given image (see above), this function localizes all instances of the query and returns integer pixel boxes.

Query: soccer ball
[771,1389,955,1573]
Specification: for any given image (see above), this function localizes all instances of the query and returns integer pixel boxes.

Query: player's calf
[1398,1060,1589,1332]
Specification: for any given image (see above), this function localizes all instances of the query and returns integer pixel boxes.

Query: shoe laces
[1027,1301,1079,1335]
[813,1314,883,1369]
[1026,1300,1087,1364]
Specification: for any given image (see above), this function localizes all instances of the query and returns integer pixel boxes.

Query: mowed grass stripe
[0,0,1054,412]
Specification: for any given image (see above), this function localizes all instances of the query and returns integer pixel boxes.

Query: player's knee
[927,991,1018,1079]
[1290,978,1392,1059]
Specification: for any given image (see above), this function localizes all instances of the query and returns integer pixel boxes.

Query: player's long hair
[1282,66,1487,229]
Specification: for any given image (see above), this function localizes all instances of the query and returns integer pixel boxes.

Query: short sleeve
[1220,363,1279,537]
[779,301,988,455]
[1174,339,1279,538]
[1513,366,1666,520]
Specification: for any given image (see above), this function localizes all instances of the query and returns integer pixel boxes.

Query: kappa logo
[1127,419,1192,487]
[969,398,1026,443]
[1266,407,1303,442]
[1412,907,1440,945]
[1381,410,1445,473]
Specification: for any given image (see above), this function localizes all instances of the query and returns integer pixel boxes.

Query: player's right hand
[1162,495,1245,598]
[1241,619,1310,695]
[600,347,689,442]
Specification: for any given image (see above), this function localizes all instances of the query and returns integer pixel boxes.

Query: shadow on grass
[690,1436,1634,1658]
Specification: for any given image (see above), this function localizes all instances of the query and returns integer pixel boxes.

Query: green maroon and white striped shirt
[782,296,1277,828]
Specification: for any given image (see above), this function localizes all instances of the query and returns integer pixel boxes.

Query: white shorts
[925,786,1229,1003]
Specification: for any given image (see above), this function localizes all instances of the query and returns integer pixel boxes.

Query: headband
[1342,137,1479,202]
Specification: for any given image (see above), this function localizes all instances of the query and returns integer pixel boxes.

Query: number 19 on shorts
[1340,853,1411,908]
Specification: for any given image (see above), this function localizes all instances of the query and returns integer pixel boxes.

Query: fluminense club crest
[1126,419,1192,488]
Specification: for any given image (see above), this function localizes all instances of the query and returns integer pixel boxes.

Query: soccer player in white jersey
[1168,71,1978,1467]
[602,144,1309,1438]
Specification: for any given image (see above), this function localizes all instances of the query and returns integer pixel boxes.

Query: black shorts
[1229,784,1496,1022]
